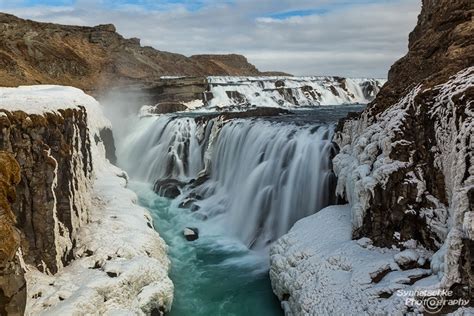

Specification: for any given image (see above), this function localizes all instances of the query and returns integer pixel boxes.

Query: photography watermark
[396,289,470,314]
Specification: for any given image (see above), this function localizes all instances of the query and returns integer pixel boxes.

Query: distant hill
[0,13,284,95]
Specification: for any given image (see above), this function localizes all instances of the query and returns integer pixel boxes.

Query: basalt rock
[183,227,199,241]
[153,179,185,199]
[0,108,93,274]
[99,127,117,165]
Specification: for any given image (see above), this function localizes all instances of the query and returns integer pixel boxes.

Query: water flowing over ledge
[119,112,338,249]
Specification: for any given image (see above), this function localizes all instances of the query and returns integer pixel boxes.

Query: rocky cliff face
[0,13,275,95]
[0,151,25,316]
[333,0,472,307]
[0,108,94,274]
[189,54,261,76]
[368,0,473,116]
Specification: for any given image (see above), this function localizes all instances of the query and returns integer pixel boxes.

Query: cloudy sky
[0,0,421,77]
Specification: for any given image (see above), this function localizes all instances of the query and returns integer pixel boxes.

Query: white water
[204,76,386,109]
[119,115,335,249]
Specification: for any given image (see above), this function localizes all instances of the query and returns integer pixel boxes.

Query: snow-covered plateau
[0,86,173,315]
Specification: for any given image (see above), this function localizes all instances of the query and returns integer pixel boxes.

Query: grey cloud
[0,0,421,77]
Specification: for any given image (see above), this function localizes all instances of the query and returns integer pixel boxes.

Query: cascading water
[115,105,364,315]
[185,119,335,249]
[119,115,336,249]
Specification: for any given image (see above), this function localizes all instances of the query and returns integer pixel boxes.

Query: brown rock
[0,13,286,95]
[0,151,25,316]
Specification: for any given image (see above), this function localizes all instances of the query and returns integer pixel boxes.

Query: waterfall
[119,116,204,182]
[118,114,336,249]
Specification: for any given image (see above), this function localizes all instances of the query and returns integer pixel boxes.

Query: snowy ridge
[204,76,385,110]
[0,86,173,315]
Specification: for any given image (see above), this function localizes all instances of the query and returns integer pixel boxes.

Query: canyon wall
[0,108,93,274]
[270,0,473,314]
[334,0,472,259]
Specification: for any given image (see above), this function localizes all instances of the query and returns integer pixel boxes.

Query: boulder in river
[183,227,199,241]
[153,179,185,198]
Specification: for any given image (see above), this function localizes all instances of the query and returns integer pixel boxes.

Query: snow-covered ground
[25,165,173,315]
[0,85,173,315]
[270,205,467,315]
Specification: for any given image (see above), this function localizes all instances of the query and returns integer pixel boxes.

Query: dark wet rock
[194,107,291,124]
[190,205,201,213]
[147,102,188,114]
[99,128,117,164]
[153,179,185,199]
[183,227,199,241]
[188,174,210,188]
[275,80,285,88]
[178,191,203,208]
[225,91,247,105]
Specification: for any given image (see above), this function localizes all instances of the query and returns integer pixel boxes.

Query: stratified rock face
[0,13,272,95]
[333,0,473,307]
[0,108,93,274]
[0,151,25,316]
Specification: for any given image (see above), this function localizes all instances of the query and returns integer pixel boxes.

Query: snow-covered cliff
[0,86,173,315]
[270,0,473,314]
[270,68,473,315]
